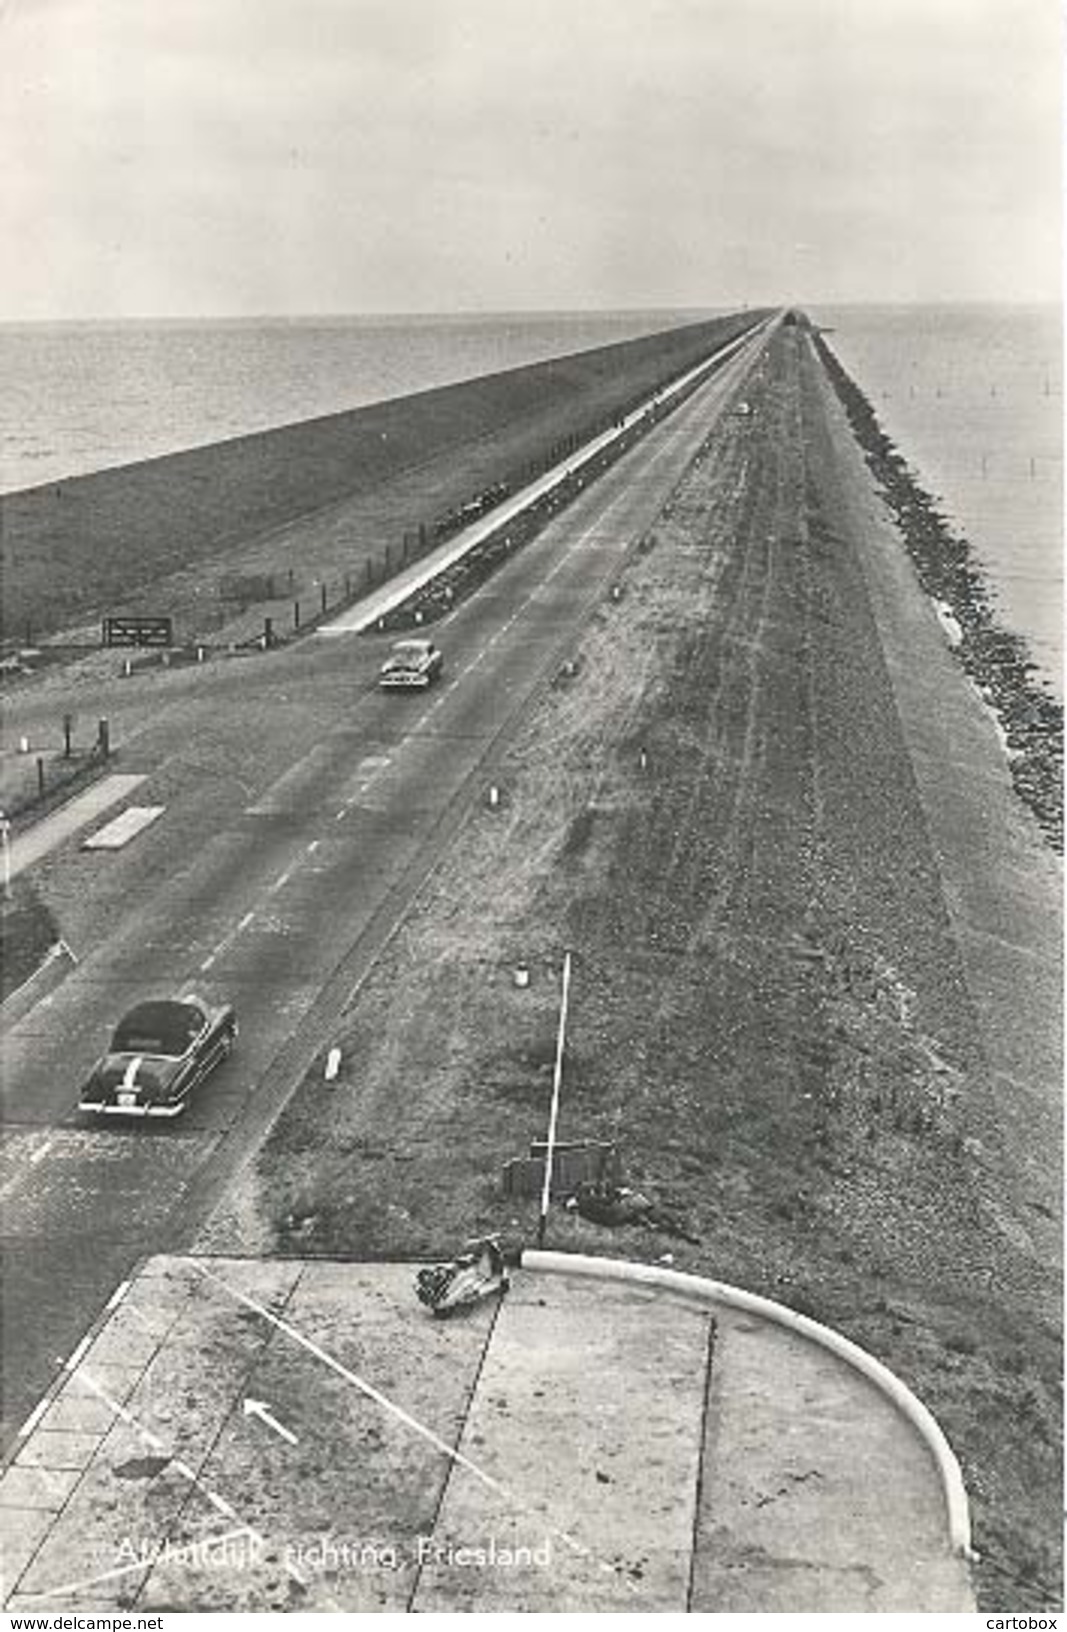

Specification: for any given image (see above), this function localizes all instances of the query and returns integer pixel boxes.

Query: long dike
[0,310,766,646]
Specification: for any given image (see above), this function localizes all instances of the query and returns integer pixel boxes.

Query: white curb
[520,1248,975,1562]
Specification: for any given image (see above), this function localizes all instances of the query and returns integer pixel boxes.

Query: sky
[0,0,1060,318]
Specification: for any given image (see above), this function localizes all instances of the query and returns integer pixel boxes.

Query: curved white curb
[520,1248,975,1562]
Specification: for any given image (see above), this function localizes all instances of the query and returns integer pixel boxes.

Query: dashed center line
[188,366,744,977]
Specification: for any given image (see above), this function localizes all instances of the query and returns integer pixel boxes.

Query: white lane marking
[106,1279,131,1311]
[64,1334,92,1372]
[208,1490,239,1518]
[30,1138,54,1166]
[306,839,320,853]
[17,1396,51,1439]
[13,1529,257,1604]
[199,1265,635,1589]
[56,1365,319,1602]
[172,1459,197,1481]
[269,868,294,893]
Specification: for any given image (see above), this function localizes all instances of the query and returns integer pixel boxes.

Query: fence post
[320,582,328,614]
[63,714,73,758]
[36,757,45,797]
[293,601,301,630]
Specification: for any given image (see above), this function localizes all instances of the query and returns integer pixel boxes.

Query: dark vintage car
[378,637,444,690]
[79,995,237,1119]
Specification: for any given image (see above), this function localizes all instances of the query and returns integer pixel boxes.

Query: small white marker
[30,1138,54,1166]
[18,1396,51,1438]
[208,1490,238,1518]
[65,1334,92,1372]
[106,1279,131,1311]
[324,1047,342,1082]
[488,784,500,809]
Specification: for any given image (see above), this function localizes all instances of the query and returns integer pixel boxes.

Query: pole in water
[537,950,573,1250]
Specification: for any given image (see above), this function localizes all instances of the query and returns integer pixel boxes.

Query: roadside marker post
[537,950,573,1250]
[63,714,73,758]
[0,811,10,900]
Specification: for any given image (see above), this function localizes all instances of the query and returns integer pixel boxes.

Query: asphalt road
[0,324,772,1451]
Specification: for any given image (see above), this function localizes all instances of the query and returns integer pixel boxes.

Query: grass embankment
[0,880,60,1005]
[202,324,1060,1610]
[1,312,763,646]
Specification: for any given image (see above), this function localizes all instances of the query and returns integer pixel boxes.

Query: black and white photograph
[0,0,1061,1620]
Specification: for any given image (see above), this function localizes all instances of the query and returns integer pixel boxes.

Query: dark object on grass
[570,1180,700,1244]
[415,1235,510,1318]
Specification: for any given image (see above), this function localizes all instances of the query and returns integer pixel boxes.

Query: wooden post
[263,616,273,648]
[36,757,45,797]
[293,600,301,629]
[320,581,328,614]
[98,718,110,758]
[63,714,73,758]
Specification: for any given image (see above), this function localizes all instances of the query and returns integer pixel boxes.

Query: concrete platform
[0,1255,975,1613]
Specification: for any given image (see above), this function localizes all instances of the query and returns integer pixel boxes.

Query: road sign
[102,616,173,648]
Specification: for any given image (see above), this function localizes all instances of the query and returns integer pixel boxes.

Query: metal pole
[537,950,573,1249]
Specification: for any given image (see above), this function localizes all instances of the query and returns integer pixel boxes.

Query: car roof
[117,998,205,1027]
[391,637,432,651]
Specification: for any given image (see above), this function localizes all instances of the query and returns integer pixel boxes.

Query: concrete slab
[690,1307,973,1612]
[411,1274,713,1612]
[82,805,165,850]
[8,775,146,878]
[137,1260,499,1612]
[0,1464,82,1511]
[2,1254,974,1612]
[15,1430,102,1471]
[0,1507,53,1599]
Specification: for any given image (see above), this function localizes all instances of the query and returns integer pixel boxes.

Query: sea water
[0,309,719,496]
[815,303,1062,697]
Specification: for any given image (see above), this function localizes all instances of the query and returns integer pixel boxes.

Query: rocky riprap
[814,332,1063,852]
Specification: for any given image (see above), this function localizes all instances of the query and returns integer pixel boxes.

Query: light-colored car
[379,637,444,690]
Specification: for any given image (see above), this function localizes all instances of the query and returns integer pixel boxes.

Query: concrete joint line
[520,1250,975,1563]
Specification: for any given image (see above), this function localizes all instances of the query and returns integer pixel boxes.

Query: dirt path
[202,324,1061,1610]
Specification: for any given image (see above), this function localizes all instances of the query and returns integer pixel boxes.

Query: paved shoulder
[1,1254,974,1612]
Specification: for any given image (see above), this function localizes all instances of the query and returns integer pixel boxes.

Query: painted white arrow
[242,1397,298,1445]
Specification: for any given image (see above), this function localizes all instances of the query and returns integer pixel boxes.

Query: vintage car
[78,995,237,1118]
[378,637,444,690]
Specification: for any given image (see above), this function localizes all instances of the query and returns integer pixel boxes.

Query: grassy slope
[1,312,762,643]
[200,326,1061,1610]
